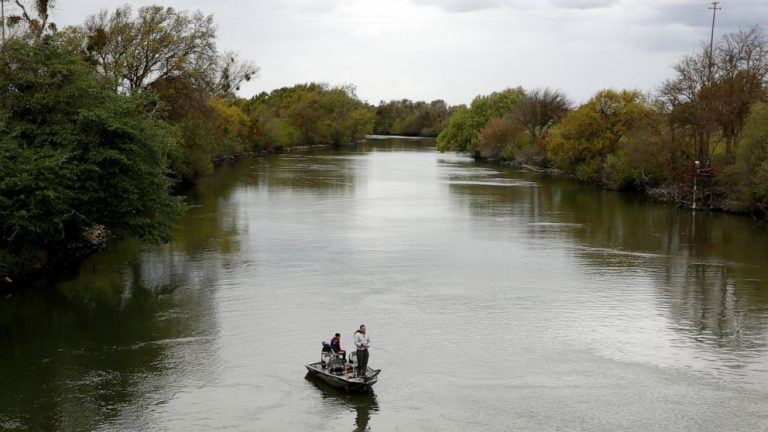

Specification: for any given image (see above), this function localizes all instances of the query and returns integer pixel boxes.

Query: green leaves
[373,99,450,137]
[437,87,526,153]
[437,106,482,153]
[243,83,373,150]
[547,89,654,184]
[0,142,75,244]
[0,39,184,278]
[730,103,768,212]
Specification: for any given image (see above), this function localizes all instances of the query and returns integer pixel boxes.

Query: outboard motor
[328,353,345,373]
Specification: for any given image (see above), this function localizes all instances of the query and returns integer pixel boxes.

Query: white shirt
[354,331,370,350]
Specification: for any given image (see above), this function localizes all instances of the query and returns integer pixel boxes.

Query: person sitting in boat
[330,333,345,357]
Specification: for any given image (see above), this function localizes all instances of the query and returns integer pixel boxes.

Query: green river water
[1,137,767,431]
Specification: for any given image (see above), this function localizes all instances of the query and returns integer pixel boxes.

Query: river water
[1,137,768,431]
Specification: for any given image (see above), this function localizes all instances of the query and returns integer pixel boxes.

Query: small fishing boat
[305,342,381,392]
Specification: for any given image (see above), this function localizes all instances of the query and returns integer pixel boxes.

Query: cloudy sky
[50,0,766,105]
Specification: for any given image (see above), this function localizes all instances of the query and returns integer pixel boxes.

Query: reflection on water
[304,373,379,432]
[1,137,767,430]
[0,159,245,430]
[441,156,768,384]
[0,245,222,430]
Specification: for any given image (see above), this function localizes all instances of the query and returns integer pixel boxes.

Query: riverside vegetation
[1,1,767,283]
[0,3,377,281]
[436,27,768,219]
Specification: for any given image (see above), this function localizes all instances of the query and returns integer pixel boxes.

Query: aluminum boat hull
[305,362,379,392]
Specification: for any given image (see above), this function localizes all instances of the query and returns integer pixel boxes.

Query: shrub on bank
[0,39,184,279]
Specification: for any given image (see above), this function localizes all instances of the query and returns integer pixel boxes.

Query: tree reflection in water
[0,157,247,430]
[304,373,380,432]
[442,157,768,385]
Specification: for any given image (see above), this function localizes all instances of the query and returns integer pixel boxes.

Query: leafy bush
[0,39,184,277]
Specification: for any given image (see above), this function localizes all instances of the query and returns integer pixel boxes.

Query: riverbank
[211,141,363,165]
[0,225,110,294]
[483,156,765,221]
[0,139,369,294]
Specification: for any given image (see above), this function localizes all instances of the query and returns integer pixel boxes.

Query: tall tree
[437,87,525,153]
[712,26,768,161]
[83,5,218,92]
[513,88,571,147]
[729,102,768,214]
[0,38,184,277]
[547,89,654,183]
[660,26,768,164]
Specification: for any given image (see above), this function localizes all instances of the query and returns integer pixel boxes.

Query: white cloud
[548,0,620,10]
[410,0,502,13]
[49,0,764,105]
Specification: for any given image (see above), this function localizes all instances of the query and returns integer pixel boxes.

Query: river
[1,137,767,431]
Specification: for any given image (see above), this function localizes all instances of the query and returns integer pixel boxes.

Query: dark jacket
[330,336,343,352]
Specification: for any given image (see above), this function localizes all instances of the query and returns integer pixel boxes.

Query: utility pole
[1,0,6,46]
[707,1,721,82]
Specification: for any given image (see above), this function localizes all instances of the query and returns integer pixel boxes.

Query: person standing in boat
[354,324,370,377]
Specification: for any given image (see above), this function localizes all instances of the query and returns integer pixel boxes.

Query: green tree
[436,105,482,152]
[547,89,655,184]
[728,102,768,214]
[373,99,450,137]
[469,87,526,120]
[242,83,372,149]
[0,39,184,278]
[320,86,374,144]
[150,75,221,180]
[437,87,525,153]
[209,97,250,155]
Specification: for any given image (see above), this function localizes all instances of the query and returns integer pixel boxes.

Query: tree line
[437,25,768,218]
[3,2,765,282]
[372,99,453,137]
[0,2,378,281]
